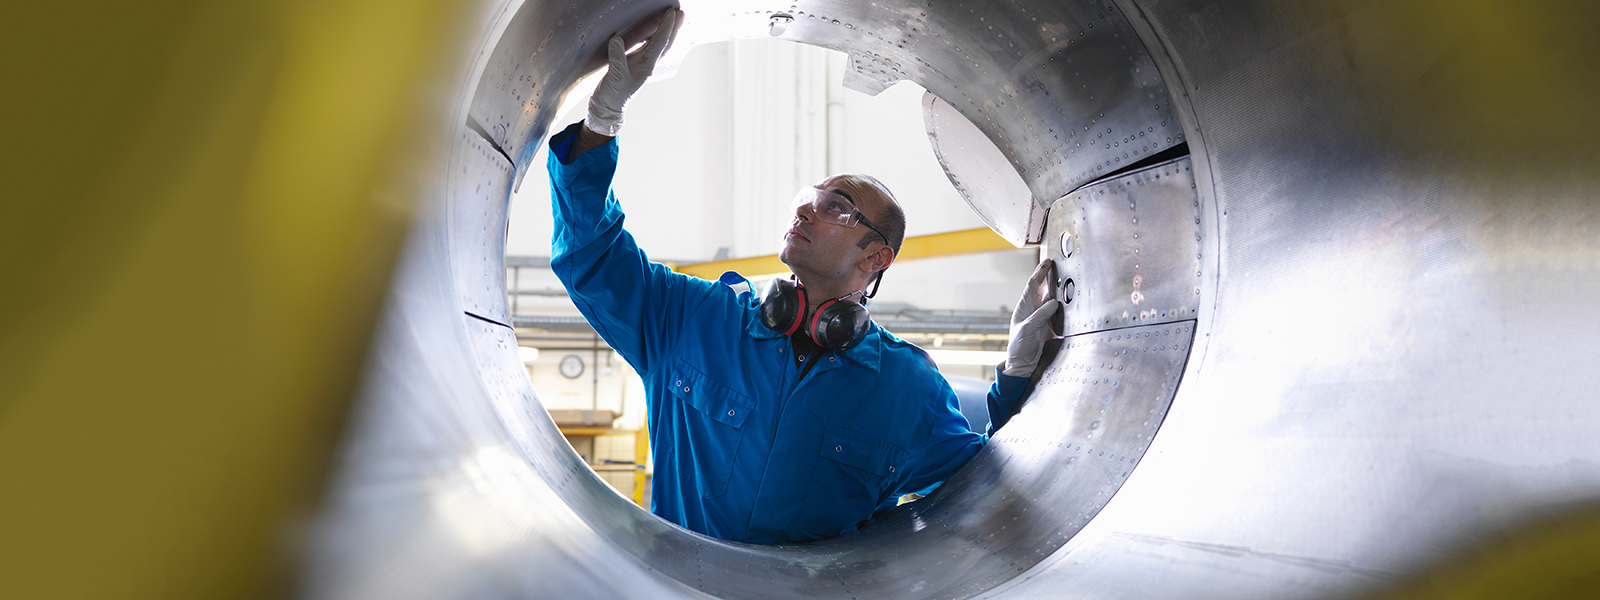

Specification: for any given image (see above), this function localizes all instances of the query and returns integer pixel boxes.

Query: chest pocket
[819,426,910,494]
[669,361,753,499]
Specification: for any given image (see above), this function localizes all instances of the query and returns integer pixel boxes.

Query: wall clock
[559,354,585,379]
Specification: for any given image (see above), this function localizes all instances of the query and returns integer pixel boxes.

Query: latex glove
[1003,261,1064,377]
[584,7,683,136]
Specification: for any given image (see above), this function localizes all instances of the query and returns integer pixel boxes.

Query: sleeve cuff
[549,121,584,165]
[993,366,1030,402]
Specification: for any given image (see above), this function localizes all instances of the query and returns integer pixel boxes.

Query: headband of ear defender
[758,277,871,352]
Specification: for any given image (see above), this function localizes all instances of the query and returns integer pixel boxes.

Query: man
[548,8,1061,544]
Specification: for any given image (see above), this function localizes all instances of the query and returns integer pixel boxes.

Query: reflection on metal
[924,91,1048,246]
[671,226,1016,280]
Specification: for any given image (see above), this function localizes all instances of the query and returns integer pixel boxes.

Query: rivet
[727,410,736,416]
[836,446,843,452]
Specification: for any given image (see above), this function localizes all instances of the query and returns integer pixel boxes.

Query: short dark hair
[846,174,905,258]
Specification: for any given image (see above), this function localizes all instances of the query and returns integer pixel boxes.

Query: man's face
[780,175,891,285]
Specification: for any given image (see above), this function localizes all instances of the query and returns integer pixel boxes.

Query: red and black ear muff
[810,296,871,352]
[759,277,808,335]
[809,297,839,345]
[762,277,872,351]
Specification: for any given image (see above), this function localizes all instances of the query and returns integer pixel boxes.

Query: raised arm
[548,7,697,376]
[547,124,712,378]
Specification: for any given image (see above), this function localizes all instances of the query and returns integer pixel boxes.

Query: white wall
[506,39,1025,266]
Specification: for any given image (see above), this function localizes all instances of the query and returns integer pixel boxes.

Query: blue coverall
[547,122,1029,544]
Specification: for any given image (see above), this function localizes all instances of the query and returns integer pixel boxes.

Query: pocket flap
[820,427,908,479]
[670,362,753,429]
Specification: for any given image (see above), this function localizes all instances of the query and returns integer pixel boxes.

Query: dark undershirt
[789,330,828,380]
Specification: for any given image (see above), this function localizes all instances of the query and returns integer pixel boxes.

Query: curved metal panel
[1048,156,1201,334]
[727,0,1184,202]
[467,0,679,184]
[449,128,516,325]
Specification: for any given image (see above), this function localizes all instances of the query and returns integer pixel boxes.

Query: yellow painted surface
[635,426,650,506]
[0,1,464,598]
[558,427,635,437]
[673,226,1018,280]
[1363,503,1600,600]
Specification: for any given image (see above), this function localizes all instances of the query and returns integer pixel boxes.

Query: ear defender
[759,277,871,352]
[810,298,871,351]
[759,277,808,336]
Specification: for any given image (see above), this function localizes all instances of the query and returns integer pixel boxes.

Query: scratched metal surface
[302,0,1600,598]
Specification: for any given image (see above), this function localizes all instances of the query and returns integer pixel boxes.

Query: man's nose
[794,202,814,222]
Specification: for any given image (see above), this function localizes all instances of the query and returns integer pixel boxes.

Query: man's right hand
[583,7,683,138]
[1003,261,1064,378]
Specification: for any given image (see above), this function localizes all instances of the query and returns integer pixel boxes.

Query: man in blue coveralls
[548,8,1062,544]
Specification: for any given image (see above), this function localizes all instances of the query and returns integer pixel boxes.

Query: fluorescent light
[924,349,1006,366]
[518,346,540,362]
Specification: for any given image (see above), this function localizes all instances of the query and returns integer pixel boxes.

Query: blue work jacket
[546,122,1028,544]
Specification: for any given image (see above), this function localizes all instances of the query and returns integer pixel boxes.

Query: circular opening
[358,1,1211,597]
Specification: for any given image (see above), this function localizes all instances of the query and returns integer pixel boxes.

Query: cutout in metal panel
[923,91,1045,246]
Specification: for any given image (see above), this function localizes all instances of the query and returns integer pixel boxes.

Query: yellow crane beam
[672,226,1022,280]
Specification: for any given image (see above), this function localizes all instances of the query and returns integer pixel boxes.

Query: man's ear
[860,245,893,274]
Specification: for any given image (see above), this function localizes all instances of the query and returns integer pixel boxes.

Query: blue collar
[722,271,883,373]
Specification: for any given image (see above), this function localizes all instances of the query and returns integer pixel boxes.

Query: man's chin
[778,248,805,275]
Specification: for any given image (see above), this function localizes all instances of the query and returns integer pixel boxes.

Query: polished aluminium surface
[305,0,1600,599]
[1047,157,1201,335]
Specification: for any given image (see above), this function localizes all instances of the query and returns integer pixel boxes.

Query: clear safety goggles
[792,187,890,244]
[793,186,866,227]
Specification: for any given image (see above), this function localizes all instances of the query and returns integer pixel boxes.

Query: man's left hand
[1003,261,1064,377]
[584,7,683,137]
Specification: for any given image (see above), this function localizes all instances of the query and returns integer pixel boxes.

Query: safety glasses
[792,186,891,247]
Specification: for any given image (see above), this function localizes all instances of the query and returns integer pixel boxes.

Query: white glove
[1003,261,1064,377]
[584,8,682,137]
